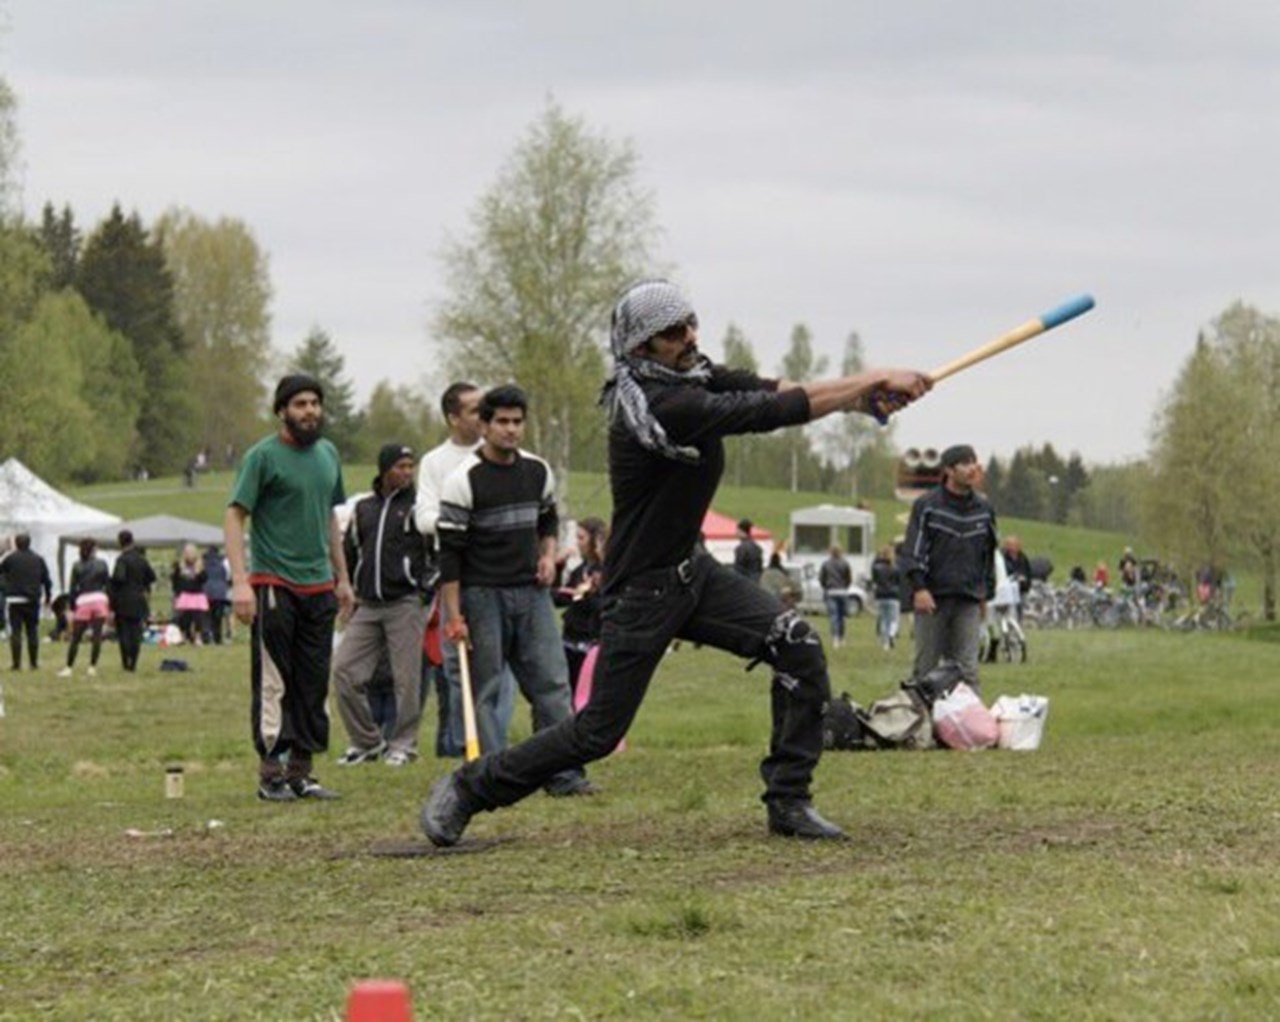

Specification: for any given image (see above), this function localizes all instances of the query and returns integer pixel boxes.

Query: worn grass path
[2,624,1279,1020]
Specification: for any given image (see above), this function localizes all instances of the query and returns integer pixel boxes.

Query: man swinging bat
[421,279,932,844]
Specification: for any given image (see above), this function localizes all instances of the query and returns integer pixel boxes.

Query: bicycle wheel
[1002,622,1027,663]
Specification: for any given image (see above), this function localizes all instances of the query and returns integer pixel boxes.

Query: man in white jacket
[416,383,514,755]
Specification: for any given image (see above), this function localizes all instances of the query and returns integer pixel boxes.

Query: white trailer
[784,504,876,615]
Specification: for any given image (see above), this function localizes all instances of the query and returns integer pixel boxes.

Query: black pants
[67,617,105,668]
[456,553,831,811]
[8,602,40,669]
[117,615,146,671]
[208,600,231,644]
[250,585,338,776]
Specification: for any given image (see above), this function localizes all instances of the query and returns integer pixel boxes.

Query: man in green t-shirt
[225,374,355,801]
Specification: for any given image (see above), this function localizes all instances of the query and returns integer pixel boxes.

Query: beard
[283,410,324,447]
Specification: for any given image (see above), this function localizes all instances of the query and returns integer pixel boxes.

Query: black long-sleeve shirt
[0,549,53,603]
[604,366,810,591]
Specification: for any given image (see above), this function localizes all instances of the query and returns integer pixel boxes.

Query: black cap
[940,444,977,469]
[378,443,414,476]
[273,373,324,413]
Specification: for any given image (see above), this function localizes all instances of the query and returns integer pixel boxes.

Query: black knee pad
[762,610,829,703]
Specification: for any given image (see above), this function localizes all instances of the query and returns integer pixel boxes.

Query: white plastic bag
[991,694,1050,751]
[931,682,998,750]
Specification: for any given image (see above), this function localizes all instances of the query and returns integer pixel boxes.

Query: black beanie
[274,374,324,413]
[378,443,414,475]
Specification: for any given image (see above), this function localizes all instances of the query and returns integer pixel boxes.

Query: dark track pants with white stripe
[250,584,338,780]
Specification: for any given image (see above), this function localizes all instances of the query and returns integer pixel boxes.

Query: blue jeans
[824,593,849,641]
[461,585,575,755]
[876,598,900,645]
[437,608,517,757]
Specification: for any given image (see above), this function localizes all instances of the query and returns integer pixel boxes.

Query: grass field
[3,616,1280,1020]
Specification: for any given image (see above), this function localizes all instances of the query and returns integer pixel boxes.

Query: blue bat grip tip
[1039,294,1096,330]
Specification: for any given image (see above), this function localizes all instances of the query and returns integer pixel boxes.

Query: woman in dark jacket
[202,546,232,644]
[555,517,607,695]
[59,538,111,677]
[870,545,901,652]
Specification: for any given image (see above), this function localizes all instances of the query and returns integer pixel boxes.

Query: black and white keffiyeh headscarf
[601,279,713,464]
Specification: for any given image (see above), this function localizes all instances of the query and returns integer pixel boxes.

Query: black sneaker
[257,777,298,802]
[420,773,474,847]
[767,800,848,841]
[289,776,341,800]
[544,773,600,798]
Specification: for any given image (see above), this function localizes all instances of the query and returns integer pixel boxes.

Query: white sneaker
[56,667,72,678]
[384,749,417,767]
[87,666,97,678]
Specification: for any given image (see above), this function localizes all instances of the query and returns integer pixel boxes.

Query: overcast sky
[4,0,1278,466]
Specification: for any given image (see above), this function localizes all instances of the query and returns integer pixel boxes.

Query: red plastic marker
[347,980,413,1022]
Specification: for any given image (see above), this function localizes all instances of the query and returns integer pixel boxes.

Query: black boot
[767,800,848,840]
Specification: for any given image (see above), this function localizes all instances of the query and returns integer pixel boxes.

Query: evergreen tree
[984,455,1005,508]
[359,381,443,464]
[289,327,363,459]
[1002,451,1047,520]
[36,203,80,290]
[1061,453,1090,525]
[76,205,196,475]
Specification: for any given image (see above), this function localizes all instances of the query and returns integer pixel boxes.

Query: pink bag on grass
[931,682,999,750]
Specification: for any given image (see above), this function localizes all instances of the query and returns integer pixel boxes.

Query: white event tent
[0,458,121,590]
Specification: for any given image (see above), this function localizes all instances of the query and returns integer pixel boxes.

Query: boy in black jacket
[899,444,997,692]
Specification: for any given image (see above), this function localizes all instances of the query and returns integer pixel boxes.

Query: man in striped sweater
[436,384,593,796]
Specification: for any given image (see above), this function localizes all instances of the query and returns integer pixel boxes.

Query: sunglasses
[656,313,698,341]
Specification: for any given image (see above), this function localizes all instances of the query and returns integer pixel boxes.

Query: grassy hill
[70,467,1138,594]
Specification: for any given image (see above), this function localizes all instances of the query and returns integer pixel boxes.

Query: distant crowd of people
[0,532,235,677]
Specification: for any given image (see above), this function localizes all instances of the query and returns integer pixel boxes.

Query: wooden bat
[930,294,1096,382]
[869,294,1095,422]
[456,642,481,762]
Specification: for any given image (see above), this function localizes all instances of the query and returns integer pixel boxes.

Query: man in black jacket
[899,444,997,691]
[331,444,431,767]
[0,533,52,670]
[420,278,931,846]
[733,519,763,582]
[110,530,156,672]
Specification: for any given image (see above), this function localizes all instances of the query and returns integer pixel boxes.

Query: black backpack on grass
[823,693,872,751]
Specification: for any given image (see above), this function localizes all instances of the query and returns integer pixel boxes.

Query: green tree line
[11,65,1275,623]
